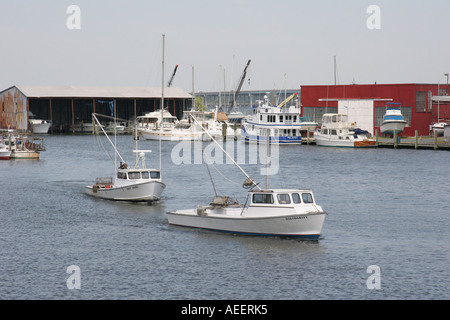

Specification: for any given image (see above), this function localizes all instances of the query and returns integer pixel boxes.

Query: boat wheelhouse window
[277,194,291,204]
[252,193,274,204]
[302,193,313,203]
[292,193,301,203]
[141,171,150,179]
[128,172,141,179]
[150,171,160,179]
[279,115,283,122]
[293,116,297,122]
[331,129,337,135]
[117,172,127,179]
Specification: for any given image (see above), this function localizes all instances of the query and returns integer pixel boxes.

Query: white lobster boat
[85,113,165,202]
[167,189,326,239]
[167,114,327,239]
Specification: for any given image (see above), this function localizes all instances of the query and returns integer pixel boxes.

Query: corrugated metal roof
[8,85,192,99]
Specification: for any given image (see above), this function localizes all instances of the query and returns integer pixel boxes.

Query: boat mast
[190,114,261,191]
[160,34,165,170]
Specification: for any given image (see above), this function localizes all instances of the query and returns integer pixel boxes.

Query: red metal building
[300,83,450,136]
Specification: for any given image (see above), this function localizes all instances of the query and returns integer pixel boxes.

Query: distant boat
[137,109,204,141]
[5,134,40,159]
[241,93,307,144]
[380,103,407,135]
[29,119,52,134]
[0,140,11,160]
[431,122,447,136]
[314,113,376,148]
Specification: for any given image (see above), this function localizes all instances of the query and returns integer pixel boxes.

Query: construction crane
[167,65,178,87]
[227,59,251,114]
[277,92,298,108]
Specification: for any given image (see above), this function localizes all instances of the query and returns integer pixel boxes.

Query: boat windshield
[252,193,274,204]
[128,172,141,179]
[277,194,291,204]
[302,193,313,203]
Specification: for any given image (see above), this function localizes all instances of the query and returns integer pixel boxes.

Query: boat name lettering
[285,216,308,220]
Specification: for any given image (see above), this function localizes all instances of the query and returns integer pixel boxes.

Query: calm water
[0,134,448,300]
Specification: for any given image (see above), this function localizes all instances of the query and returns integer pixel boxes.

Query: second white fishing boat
[85,113,165,202]
[167,115,327,239]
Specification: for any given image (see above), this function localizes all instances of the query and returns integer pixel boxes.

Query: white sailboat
[167,114,327,239]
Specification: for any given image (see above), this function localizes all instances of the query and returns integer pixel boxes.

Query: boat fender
[93,185,98,193]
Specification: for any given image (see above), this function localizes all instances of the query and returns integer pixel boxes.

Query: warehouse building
[0,85,192,133]
[300,83,450,136]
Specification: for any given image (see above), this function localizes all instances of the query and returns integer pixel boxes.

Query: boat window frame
[150,171,161,179]
[252,193,274,204]
[141,171,150,179]
[117,171,127,179]
[292,193,301,204]
[277,193,291,204]
[128,171,141,180]
[302,193,314,204]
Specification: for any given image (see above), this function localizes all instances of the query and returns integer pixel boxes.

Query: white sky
[1,0,449,93]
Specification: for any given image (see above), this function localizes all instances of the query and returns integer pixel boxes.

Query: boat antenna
[190,114,262,191]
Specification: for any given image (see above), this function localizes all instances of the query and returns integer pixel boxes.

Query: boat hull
[10,150,40,159]
[166,208,326,239]
[140,130,204,141]
[30,120,52,134]
[380,121,406,135]
[314,136,376,148]
[0,150,11,160]
[241,125,302,144]
[85,180,166,202]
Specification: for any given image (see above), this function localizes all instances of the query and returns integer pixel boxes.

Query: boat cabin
[117,169,161,180]
[249,190,315,206]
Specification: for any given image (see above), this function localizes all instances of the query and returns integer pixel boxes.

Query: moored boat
[314,113,376,148]
[0,142,11,160]
[380,103,407,135]
[241,93,306,144]
[29,119,52,134]
[430,122,447,136]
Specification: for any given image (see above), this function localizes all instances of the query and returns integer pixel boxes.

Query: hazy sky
[1,0,449,93]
